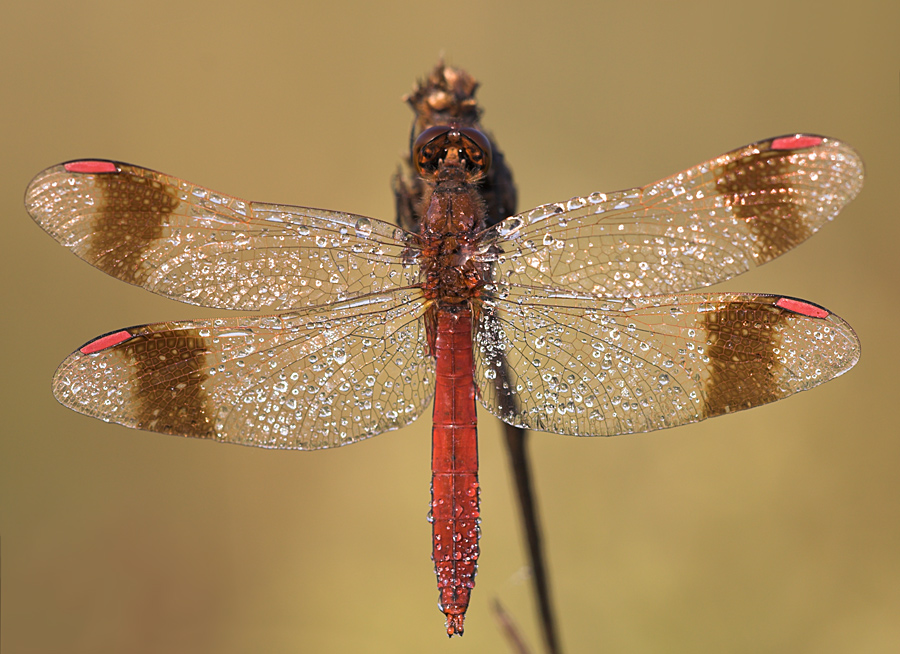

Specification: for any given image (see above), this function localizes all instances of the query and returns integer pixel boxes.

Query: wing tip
[25,159,121,215]
[767,133,863,170]
[762,133,865,205]
[773,295,861,372]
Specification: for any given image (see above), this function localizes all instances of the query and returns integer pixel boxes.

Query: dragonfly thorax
[420,235,485,303]
[417,164,489,304]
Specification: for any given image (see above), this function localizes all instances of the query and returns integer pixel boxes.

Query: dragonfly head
[413,125,492,181]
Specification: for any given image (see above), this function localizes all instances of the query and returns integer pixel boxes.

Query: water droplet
[351,217,372,237]
[496,217,524,237]
[567,197,586,211]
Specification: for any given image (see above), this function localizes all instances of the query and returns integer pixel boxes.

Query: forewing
[26,160,418,310]
[52,289,434,449]
[475,290,859,436]
[482,135,863,296]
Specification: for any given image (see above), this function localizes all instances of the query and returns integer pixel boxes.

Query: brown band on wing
[120,329,215,438]
[88,171,181,285]
[701,301,789,417]
[715,145,812,264]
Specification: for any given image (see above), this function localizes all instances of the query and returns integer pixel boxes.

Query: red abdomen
[431,307,480,636]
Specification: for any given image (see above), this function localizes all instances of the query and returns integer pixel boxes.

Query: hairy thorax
[417,167,488,305]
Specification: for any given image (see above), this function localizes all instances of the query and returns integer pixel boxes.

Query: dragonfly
[26,127,862,636]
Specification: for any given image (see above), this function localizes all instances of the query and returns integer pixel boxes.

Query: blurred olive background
[2,1,897,653]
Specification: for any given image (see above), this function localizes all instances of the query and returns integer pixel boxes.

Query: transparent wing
[26,160,419,310]
[52,289,434,449]
[474,290,859,436]
[481,135,863,296]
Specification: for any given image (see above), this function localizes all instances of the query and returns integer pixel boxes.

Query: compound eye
[412,125,494,177]
[458,127,492,174]
[413,126,454,176]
